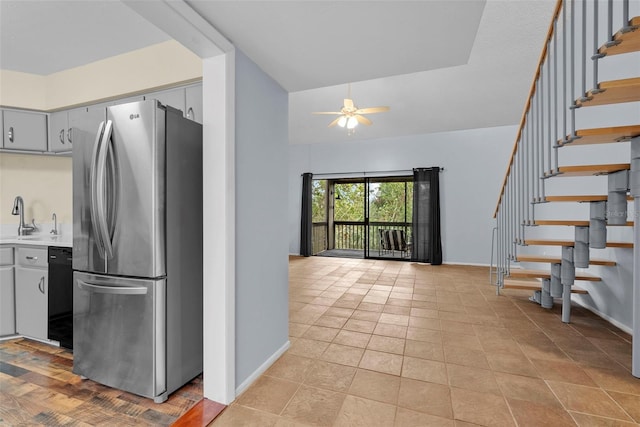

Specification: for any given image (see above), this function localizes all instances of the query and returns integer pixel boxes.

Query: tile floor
[212,256,640,426]
[0,338,203,426]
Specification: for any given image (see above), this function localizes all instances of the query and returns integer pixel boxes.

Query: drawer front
[16,247,48,268]
[0,247,13,266]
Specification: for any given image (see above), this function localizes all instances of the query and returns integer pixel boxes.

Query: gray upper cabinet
[144,88,186,117]
[48,110,72,152]
[185,84,203,124]
[2,110,48,151]
[69,103,108,137]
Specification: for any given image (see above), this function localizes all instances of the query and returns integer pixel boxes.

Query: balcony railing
[334,221,412,251]
[312,222,328,255]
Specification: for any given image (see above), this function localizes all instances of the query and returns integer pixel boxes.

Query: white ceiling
[0,0,556,145]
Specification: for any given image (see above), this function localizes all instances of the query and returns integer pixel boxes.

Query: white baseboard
[235,340,291,397]
[443,261,491,267]
[572,298,632,335]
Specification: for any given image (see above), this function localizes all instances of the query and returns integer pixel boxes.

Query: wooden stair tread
[548,163,630,177]
[534,220,634,227]
[576,78,640,107]
[503,279,589,294]
[525,239,633,248]
[543,195,633,202]
[557,125,640,147]
[517,254,616,266]
[599,17,640,56]
[509,269,601,281]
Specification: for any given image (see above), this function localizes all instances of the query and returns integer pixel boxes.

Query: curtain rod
[302,168,444,177]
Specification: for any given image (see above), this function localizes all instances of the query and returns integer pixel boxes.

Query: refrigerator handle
[77,280,148,295]
[96,120,114,259]
[90,121,106,258]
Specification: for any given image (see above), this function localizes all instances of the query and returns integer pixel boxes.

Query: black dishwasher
[48,246,73,349]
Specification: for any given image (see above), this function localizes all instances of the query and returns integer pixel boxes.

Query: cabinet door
[185,85,203,124]
[0,266,15,336]
[68,104,107,144]
[145,88,186,117]
[48,111,70,152]
[2,110,48,151]
[15,267,48,340]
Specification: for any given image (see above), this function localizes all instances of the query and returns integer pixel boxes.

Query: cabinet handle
[67,128,72,144]
[187,107,194,120]
[38,276,45,294]
[26,256,38,260]
[8,127,14,143]
[59,129,65,144]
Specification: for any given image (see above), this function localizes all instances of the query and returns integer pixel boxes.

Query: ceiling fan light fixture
[337,116,348,128]
[346,116,358,129]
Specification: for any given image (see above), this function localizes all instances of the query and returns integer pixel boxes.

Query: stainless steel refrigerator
[72,99,203,403]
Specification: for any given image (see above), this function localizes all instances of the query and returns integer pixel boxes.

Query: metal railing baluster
[547,47,552,175]
[581,0,588,101]
[553,17,559,172]
[592,0,604,94]
[570,0,578,140]
[563,3,568,143]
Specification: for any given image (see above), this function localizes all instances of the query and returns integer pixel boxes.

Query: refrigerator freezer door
[107,100,166,278]
[73,272,166,401]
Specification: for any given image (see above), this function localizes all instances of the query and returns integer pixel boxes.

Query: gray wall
[235,50,289,386]
[289,125,517,265]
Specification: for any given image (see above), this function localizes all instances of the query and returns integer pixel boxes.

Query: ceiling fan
[312,84,390,132]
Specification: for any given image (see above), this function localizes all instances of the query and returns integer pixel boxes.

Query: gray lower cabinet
[0,247,15,336]
[2,109,48,151]
[15,247,48,341]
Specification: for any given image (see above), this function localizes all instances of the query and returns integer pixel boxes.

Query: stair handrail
[493,0,564,218]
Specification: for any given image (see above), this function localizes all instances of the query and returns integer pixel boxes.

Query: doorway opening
[311,176,413,260]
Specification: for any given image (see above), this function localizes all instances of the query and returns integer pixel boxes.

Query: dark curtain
[300,173,313,257]
[411,167,442,265]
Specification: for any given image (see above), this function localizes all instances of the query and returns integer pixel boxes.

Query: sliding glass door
[311,176,413,260]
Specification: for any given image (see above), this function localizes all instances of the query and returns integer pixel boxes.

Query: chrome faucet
[11,196,37,236]
[51,212,58,235]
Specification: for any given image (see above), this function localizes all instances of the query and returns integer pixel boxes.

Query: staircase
[492,0,640,375]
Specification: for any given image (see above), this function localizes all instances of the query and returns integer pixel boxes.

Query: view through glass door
[312,176,413,260]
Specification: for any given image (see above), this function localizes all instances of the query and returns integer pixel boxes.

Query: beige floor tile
[608,391,640,423]
[348,369,401,405]
[506,399,576,427]
[280,385,346,426]
[529,358,597,387]
[303,360,357,393]
[584,366,640,395]
[440,320,477,336]
[443,344,490,369]
[547,381,633,421]
[494,372,561,407]
[401,356,448,385]
[447,364,501,395]
[406,327,442,344]
[302,326,341,343]
[357,302,385,312]
[486,351,540,378]
[404,340,445,362]
[383,305,411,316]
[324,307,355,318]
[265,354,314,383]
[379,313,410,326]
[343,319,377,334]
[570,412,638,426]
[394,407,454,427]
[367,335,405,355]
[320,343,365,367]
[450,387,515,427]
[359,350,404,376]
[397,377,453,418]
[212,404,280,426]
[334,395,396,427]
[350,310,382,322]
[314,315,348,329]
[373,323,407,339]
[235,376,300,415]
[288,338,330,359]
[408,316,441,330]
[442,332,483,351]
[332,330,371,349]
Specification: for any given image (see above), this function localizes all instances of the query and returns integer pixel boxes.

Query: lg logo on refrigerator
[129,114,140,120]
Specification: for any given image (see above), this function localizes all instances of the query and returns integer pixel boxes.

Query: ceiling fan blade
[328,116,342,127]
[355,106,390,114]
[343,98,354,110]
[312,111,343,115]
[355,115,372,125]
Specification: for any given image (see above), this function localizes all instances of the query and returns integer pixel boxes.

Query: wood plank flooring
[0,338,203,426]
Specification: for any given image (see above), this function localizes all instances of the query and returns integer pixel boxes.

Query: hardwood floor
[0,338,202,426]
